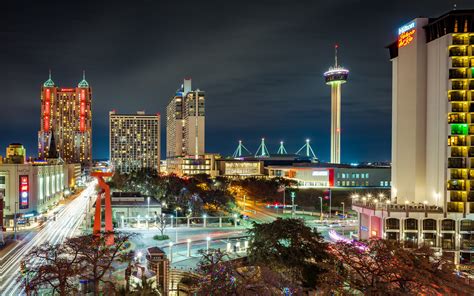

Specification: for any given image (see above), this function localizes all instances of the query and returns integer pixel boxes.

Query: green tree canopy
[247,218,332,288]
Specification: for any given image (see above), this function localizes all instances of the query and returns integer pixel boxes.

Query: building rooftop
[77,71,89,88]
[387,9,474,59]
[147,246,165,255]
[43,71,55,87]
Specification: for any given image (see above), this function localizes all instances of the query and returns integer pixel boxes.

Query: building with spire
[38,71,92,167]
[166,78,210,175]
[324,45,349,164]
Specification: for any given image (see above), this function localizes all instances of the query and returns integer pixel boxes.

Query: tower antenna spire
[49,68,52,80]
[83,70,86,80]
[335,44,338,67]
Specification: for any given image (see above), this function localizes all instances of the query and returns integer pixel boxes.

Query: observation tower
[324,44,348,164]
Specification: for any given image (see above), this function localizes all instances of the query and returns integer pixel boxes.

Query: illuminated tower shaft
[324,45,348,164]
[330,82,342,164]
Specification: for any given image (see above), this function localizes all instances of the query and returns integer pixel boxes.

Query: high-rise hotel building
[352,10,474,266]
[166,79,210,175]
[109,111,160,173]
[38,72,92,167]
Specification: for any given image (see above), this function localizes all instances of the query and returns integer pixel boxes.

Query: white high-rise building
[353,9,474,266]
[109,111,160,173]
[166,79,206,175]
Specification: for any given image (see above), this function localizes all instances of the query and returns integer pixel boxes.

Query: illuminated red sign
[80,89,86,132]
[19,175,29,209]
[398,29,415,48]
[60,88,74,92]
[44,89,51,132]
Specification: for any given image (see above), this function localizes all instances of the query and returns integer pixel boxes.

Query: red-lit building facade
[38,73,92,166]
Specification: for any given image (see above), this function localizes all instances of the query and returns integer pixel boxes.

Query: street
[0,181,97,296]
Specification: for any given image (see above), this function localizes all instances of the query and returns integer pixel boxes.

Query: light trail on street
[0,181,97,296]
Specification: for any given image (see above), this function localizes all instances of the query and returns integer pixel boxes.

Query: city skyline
[3,0,472,162]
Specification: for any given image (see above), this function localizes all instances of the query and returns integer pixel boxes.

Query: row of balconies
[448,190,474,202]
[450,146,474,157]
[447,135,474,146]
[384,218,474,231]
[449,101,474,113]
[448,112,467,123]
[452,35,474,46]
[449,68,474,79]
[450,123,471,135]
[452,57,474,68]
[450,167,474,178]
[452,80,474,90]
[448,90,472,102]
[386,232,473,251]
[449,45,473,57]
[447,179,468,190]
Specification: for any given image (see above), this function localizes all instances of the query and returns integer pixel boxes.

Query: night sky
[3,0,472,162]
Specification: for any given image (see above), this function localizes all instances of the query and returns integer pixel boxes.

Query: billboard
[19,175,29,209]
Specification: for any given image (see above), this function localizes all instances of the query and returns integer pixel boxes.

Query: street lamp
[362,197,367,206]
[233,213,238,228]
[341,202,345,219]
[169,242,173,263]
[187,238,192,257]
[203,214,207,228]
[318,196,323,220]
[147,196,150,217]
[206,236,211,253]
[175,207,181,227]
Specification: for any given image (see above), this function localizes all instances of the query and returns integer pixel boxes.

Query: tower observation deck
[324,44,348,164]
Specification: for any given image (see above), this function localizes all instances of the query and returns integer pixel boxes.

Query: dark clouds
[3,0,472,162]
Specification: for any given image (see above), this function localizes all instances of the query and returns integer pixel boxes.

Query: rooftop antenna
[49,68,52,80]
[277,141,288,154]
[295,139,317,159]
[83,70,86,80]
[232,140,252,158]
[255,138,270,158]
[334,44,338,67]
